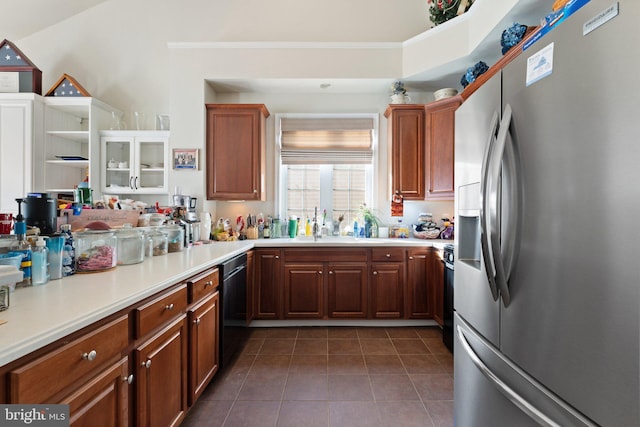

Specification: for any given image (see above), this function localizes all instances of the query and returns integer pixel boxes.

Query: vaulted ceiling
[3,0,108,40]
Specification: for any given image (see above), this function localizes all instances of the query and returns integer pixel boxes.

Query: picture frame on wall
[173,148,199,170]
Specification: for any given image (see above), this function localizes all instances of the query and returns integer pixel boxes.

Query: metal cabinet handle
[82,350,97,361]
[123,374,134,384]
[329,271,333,275]
[164,303,174,311]
[373,271,378,275]
[385,253,391,258]
[142,360,151,368]
[205,280,213,287]
[193,318,201,325]
[275,255,279,259]
[409,256,414,260]
[129,176,134,190]
[134,176,140,190]
[318,271,323,275]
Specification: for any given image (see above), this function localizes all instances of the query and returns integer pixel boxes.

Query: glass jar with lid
[116,224,145,265]
[147,228,168,256]
[163,224,184,253]
[75,230,118,272]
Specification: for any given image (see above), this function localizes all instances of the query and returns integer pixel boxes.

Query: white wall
[15,0,461,224]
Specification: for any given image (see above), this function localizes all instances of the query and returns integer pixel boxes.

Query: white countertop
[0,237,450,366]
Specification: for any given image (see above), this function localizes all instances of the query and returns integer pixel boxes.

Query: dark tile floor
[182,326,453,427]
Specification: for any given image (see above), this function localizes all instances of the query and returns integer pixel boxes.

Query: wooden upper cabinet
[425,96,460,201]
[205,104,270,200]
[385,104,425,200]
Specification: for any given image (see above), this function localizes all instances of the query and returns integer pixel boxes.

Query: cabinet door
[429,249,445,326]
[406,249,432,319]
[254,249,282,319]
[370,262,404,318]
[136,316,187,427]
[205,104,269,200]
[0,97,38,214]
[284,263,324,319]
[134,134,169,193]
[246,250,255,323]
[188,292,219,406]
[61,357,130,427]
[327,263,368,318]
[102,134,135,193]
[385,105,425,200]
[425,97,460,200]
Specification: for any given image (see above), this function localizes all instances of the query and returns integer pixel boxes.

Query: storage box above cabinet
[100,130,169,195]
[205,104,269,201]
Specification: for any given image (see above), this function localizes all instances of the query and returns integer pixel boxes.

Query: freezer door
[454,314,596,426]
[499,1,640,425]
[454,72,501,346]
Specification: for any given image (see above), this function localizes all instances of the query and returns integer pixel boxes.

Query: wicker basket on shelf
[412,228,442,239]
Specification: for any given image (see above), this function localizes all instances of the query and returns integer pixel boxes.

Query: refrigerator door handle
[488,104,513,306]
[479,111,500,301]
[456,324,561,427]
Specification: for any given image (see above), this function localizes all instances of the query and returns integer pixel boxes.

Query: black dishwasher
[219,253,249,369]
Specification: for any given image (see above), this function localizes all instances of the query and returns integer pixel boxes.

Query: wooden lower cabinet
[406,249,432,319]
[135,315,188,427]
[284,263,324,318]
[61,357,130,427]
[370,262,404,318]
[430,248,445,326]
[254,249,283,319]
[327,263,368,318]
[188,291,219,405]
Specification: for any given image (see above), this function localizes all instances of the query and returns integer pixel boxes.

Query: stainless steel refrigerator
[453,1,639,425]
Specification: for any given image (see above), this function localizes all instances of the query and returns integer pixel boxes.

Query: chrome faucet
[313,207,320,241]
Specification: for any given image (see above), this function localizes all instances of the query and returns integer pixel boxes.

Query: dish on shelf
[55,155,88,161]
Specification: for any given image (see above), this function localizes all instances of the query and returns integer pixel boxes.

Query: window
[277,114,377,229]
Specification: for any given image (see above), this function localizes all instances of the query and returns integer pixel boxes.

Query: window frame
[275,113,379,221]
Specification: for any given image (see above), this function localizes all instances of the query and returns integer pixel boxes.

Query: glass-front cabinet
[100,131,169,194]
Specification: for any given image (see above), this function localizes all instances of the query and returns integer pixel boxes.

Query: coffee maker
[185,198,200,242]
[21,193,57,236]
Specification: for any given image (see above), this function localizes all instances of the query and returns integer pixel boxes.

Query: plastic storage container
[116,225,145,265]
[75,230,117,272]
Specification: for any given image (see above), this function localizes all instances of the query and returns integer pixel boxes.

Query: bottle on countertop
[60,224,76,276]
[12,198,32,287]
[31,236,49,286]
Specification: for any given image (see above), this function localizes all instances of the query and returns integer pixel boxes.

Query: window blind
[280,117,374,165]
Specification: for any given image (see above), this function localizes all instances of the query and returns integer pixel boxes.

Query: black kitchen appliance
[442,244,454,352]
[219,253,248,369]
[22,193,57,236]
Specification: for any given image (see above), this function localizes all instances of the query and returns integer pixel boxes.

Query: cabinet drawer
[188,268,219,304]
[371,248,405,262]
[284,248,367,263]
[9,315,128,404]
[135,284,187,338]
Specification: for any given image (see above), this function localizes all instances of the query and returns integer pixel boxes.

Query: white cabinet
[38,97,115,197]
[0,94,43,214]
[100,131,169,194]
